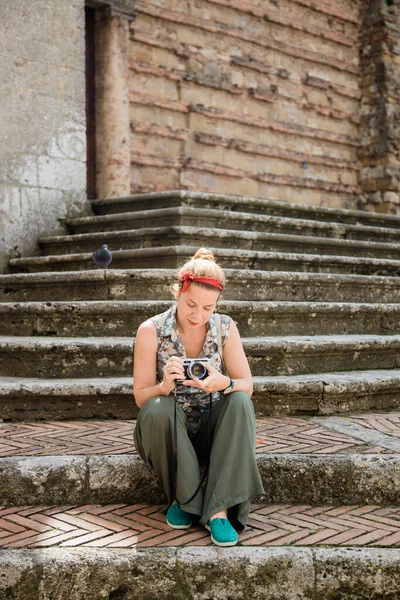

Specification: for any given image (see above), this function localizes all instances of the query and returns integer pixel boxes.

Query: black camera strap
[170,387,212,507]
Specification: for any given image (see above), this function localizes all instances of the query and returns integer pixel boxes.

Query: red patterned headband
[179,271,224,293]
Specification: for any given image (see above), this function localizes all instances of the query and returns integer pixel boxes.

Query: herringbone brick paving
[0,414,394,457]
[2,413,399,548]
[350,413,400,438]
[1,504,400,548]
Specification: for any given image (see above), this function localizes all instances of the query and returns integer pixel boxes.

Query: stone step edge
[1,300,399,322]
[9,245,400,270]
[1,299,399,314]
[65,205,400,239]
[91,188,400,228]
[1,547,399,599]
[3,301,399,338]
[3,336,400,382]
[1,453,400,506]
[2,333,400,352]
[0,299,399,313]
[39,224,400,255]
[1,267,399,286]
[2,370,400,393]
[1,371,400,420]
[2,299,397,309]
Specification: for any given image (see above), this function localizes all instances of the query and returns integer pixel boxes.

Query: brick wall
[359,0,400,215]
[129,0,361,209]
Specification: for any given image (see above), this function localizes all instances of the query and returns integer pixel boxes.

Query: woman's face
[176,284,220,330]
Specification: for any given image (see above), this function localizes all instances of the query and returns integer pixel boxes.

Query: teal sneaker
[206,518,239,547]
[166,504,192,529]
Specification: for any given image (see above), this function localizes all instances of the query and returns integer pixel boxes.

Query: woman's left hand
[183,363,229,394]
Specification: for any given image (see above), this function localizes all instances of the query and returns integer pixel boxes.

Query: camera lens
[187,361,207,380]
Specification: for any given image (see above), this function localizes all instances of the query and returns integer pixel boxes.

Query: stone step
[0,444,396,509]
[2,411,400,596]
[0,413,400,506]
[9,452,400,507]
[0,547,399,599]
[90,189,400,230]
[65,206,400,243]
[2,269,400,304]
[2,370,400,420]
[39,225,400,261]
[0,336,133,378]
[9,245,400,276]
[2,300,400,338]
[2,335,400,378]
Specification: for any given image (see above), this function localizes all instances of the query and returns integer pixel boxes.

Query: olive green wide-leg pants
[133,391,265,530]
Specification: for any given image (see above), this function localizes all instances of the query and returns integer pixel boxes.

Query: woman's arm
[222,320,254,397]
[133,320,159,408]
[185,320,253,397]
[133,320,186,407]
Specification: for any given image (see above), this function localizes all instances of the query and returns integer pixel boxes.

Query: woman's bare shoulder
[136,319,157,343]
[137,318,156,332]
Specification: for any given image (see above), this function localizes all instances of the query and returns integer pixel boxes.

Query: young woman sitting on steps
[133,247,264,547]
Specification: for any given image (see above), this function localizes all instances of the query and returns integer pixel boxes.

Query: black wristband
[223,378,234,393]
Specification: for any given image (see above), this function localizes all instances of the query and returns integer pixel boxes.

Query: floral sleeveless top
[151,305,231,416]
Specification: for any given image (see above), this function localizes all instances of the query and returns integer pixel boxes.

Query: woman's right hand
[161,356,185,394]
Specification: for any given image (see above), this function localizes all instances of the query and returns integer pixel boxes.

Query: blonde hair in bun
[192,248,215,262]
[174,247,225,296]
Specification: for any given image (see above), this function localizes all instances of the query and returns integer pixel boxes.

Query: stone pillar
[359,0,400,214]
[93,2,134,198]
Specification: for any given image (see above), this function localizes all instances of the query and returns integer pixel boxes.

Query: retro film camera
[176,358,210,384]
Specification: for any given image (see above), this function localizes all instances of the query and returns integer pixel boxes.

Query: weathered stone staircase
[3,191,400,420]
[2,190,400,598]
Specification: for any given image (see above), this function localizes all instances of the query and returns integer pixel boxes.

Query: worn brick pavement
[0,504,400,549]
[1,412,399,548]
[0,414,394,457]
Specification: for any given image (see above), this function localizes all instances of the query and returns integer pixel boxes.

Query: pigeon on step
[92,244,112,269]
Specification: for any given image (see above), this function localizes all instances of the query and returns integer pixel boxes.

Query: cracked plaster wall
[0,0,89,273]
